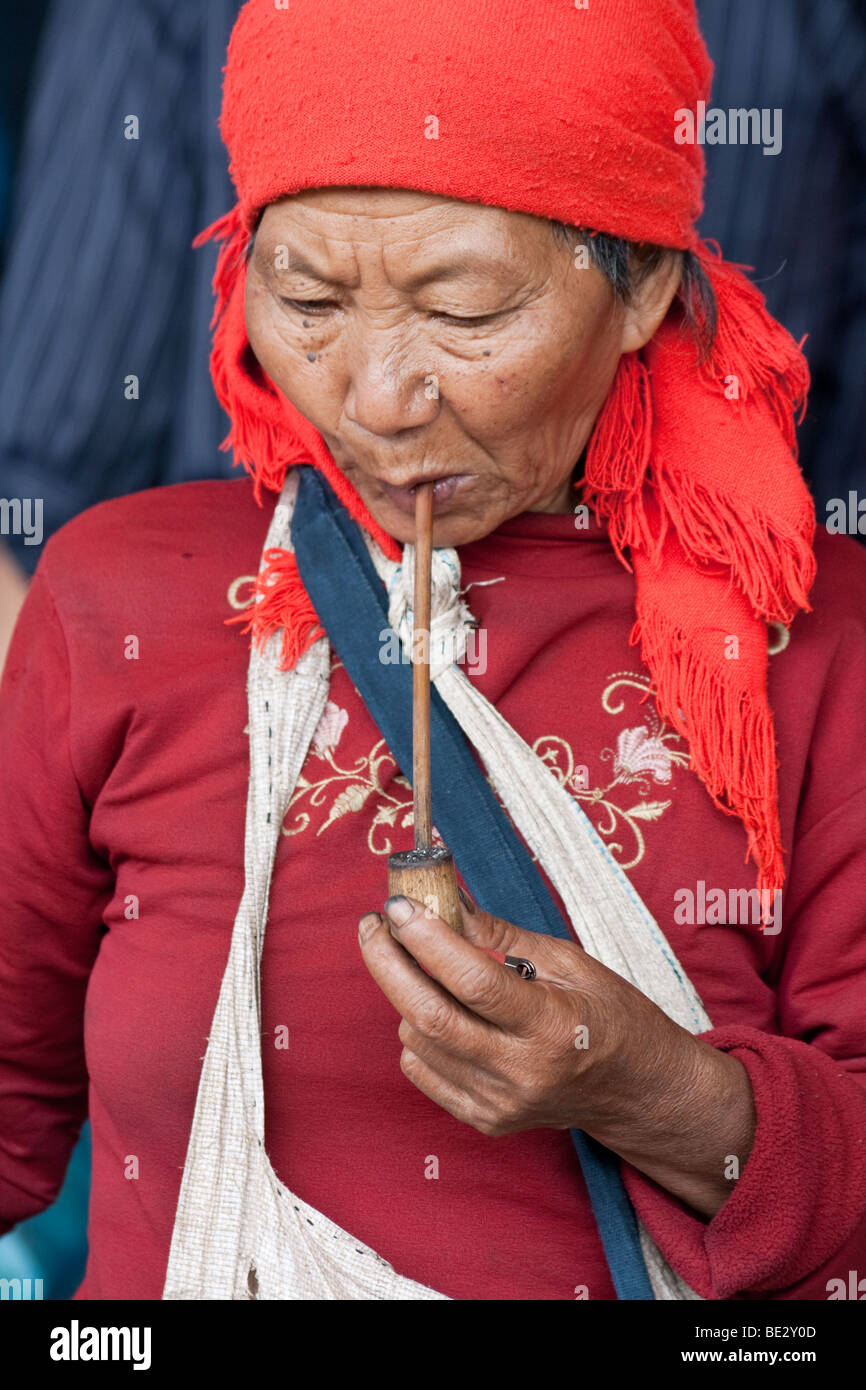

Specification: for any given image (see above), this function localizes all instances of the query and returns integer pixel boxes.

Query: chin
[374,499,494,549]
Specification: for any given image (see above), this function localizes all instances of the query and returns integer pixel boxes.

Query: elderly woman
[1,0,865,1303]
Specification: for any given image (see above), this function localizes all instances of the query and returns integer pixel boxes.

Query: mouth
[373,472,475,516]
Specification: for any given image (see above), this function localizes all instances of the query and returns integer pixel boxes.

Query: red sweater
[1,477,865,1301]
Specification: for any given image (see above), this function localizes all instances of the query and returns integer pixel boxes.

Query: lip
[375,472,475,516]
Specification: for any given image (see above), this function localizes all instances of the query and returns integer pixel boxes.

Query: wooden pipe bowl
[387,846,464,934]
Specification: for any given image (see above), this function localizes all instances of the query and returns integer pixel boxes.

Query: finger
[399,1047,481,1128]
[457,888,592,991]
[398,1014,517,1100]
[398,1012,492,1078]
[383,895,543,1035]
[401,1048,517,1138]
[358,909,497,1056]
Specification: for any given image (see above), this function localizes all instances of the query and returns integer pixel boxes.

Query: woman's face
[245,187,677,546]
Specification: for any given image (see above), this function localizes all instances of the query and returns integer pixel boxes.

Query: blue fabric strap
[291,464,656,1301]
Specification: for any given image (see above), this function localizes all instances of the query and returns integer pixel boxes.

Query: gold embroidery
[283,663,685,873]
[768,621,790,657]
[227,574,258,610]
[281,656,444,854]
[530,672,689,870]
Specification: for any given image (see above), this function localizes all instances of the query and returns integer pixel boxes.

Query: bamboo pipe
[387,482,463,932]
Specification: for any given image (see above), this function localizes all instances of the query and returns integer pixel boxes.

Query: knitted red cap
[221,0,709,250]
[199,0,816,910]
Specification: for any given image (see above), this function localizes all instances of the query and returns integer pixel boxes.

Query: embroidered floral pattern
[312,701,349,756]
[530,672,690,871]
[613,725,678,784]
[282,658,446,854]
[282,663,686,871]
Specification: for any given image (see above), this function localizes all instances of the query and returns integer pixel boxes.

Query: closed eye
[280,297,503,327]
[432,311,502,327]
[280,297,339,314]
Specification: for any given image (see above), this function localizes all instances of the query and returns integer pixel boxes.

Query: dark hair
[549,221,717,362]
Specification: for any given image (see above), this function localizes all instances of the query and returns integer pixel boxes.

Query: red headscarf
[197,0,815,905]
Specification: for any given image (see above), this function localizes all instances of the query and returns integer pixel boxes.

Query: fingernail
[457,886,476,914]
[358,911,383,942]
[384,895,414,927]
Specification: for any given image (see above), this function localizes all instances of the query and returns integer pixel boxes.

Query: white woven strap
[163,473,447,1300]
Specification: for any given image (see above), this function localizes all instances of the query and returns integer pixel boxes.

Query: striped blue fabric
[696,0,866,515]
[0,0,240,575]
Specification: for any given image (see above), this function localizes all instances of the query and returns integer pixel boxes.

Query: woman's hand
[358,890,756,1218]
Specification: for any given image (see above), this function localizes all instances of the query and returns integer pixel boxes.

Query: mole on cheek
[307,351,317,362]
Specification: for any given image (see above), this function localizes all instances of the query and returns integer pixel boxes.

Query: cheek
[450,316,615,447]
[245,280,345,422]
[245,281,293,378]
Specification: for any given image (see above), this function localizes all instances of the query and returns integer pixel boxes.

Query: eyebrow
[264,245,504,291]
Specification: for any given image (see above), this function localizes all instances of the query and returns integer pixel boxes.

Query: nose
[342,330,440,439]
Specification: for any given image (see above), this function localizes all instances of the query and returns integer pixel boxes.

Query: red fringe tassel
[224,548,325,672]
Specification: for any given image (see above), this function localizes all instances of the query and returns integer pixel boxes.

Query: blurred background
[0,0,864,1298]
